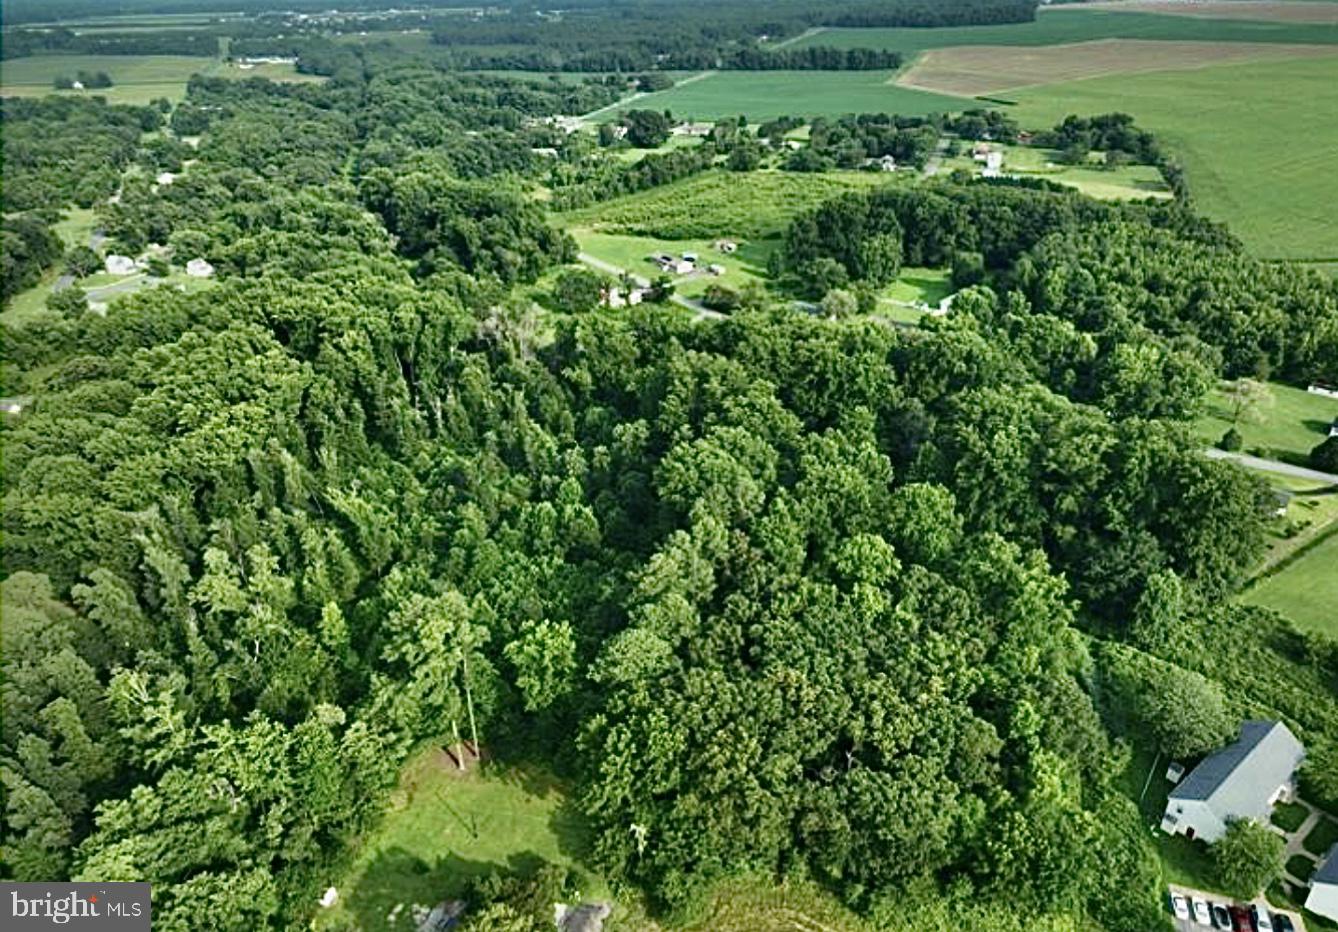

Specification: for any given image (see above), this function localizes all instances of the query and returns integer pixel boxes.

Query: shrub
[1219,428,1243,452]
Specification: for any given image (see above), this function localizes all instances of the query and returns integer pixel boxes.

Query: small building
[670,259,694,274]
[972,142,992,161]
[1160,720,1305,843]
[981,150,1005,177]
[1272,490,1293,518]
[71,80,85,90]
[1308,845,1338,922]
[602,286,644,309]
[556,903,611,932]
[1330,416,1338,437]
[707,263,725,276]
[105,254,136,275]
[929,293,957,318]
[715,240,737,253]
[672,122,712,137]
[418,900,466,932]
[681,252,698,263]
[186,258,215,278]
[610,125,628,140]
[531,146,559,158]
[319,888,338,908]
[868,154,897,172]
[1166,761,1185,784]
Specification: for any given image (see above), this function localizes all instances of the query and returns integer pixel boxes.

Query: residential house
[672,122,712,137]
[981,150,1004,177]
[156,171,177,186]
[1272,490,1293,518]
[186,257,215,278]
[706,263,725,276]
[1160,720,1305,843]
[870,154,897,172]
[972,142,992,161]
[1308,845,1338,922]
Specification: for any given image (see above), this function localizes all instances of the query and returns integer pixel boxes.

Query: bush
[1213,819,1284,899]
[1219,428,1243,452]
[1311,435,1338,473]
[702,284,741,312]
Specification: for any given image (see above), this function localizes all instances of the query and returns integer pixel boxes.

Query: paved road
[1203,448,1338,484]
[576,252,723,320]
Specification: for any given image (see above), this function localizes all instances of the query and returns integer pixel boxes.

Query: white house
[186,258,215,278]
[1308,845,1338,922]
[71,80,85,90]
[156,171,177,186]
[105,254,136,275]
[981,150,1004,177]
[871,154,897,172]
[1160,720,1305,843]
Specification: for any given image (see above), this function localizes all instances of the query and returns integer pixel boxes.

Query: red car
[1230,905,1255,932]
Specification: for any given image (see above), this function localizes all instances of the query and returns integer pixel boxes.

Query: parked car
[1172,893,1191,921]
[1273,915,1294,932]
[1253,905,1275,932]
[1231,905,1256,932]
[1210,902,1231,929]
[1193,898,1212,926]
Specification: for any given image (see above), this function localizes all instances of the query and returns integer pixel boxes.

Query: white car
[1172,893,1190,921]
[1192,898,1212,926]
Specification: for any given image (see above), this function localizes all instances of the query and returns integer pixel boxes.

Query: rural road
[1204,447,1338,484]
[578,69,716,122]
[577,252,723,320]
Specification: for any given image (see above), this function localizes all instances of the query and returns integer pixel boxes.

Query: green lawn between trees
[1194,381,1338,465]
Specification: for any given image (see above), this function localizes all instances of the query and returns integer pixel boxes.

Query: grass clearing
[314,750,620,932]
[1,54,217,103]
[898,38,1338,96]
[1243,530,1338,636]
[571,230,774,299]
[559,169,896,239]
[1007,54,1338,259]
[215,60,326,83]
[1193,381,1338,464]
[598,70,968,123]
[943,142,1171,199]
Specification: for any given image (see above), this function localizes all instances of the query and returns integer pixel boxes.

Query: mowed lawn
[1244,531,1338,636]
[314,750,618,932]
[1193,381,1338,463]
[1,54,217,103]
[1008,54,1338,259]
[602,71,967,123]
[572,230,775,299]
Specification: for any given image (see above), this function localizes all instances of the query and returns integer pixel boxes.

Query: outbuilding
[186,258,215,278]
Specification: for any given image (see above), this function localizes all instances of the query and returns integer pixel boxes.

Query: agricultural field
[897,38,1338,95]
[942,142,1171,199]
[0,54,216,103]
[1193,381,1338,464]
[601,70,966,123]
[1060,1,1338,25]
[1244,529,1338,636]
[1007,54,1338,259]
[215,60,326,83]
[559,169,896,239]
[793,9,1338,54]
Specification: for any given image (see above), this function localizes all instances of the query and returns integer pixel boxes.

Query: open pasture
[601,70,965,123]
[794,9,1338,54]
[1244,530,1338,637]
[1007,54,1338,260]
[0,54,215,103]
[1057,1,1338,25]
[897,38,1338,95]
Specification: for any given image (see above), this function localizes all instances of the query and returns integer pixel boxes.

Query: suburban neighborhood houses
[1162,721,1305,843]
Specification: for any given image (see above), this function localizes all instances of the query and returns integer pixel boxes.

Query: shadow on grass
[346,847,553,932]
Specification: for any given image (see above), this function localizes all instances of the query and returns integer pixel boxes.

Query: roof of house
[1316,844,1338,887]
[1169,721,1304,816]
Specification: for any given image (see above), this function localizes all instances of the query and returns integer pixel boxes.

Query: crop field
[1062,1,1338,25]
[0,54,216,103]
[898,38,1338,95]
[601,70,966,123]
[1244,530,1338,636]
[1007,54,1338,260]
[559,169,896,239]
[793,9,1338,54]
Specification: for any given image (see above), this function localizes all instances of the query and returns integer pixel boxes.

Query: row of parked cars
[1169,891,1294,931]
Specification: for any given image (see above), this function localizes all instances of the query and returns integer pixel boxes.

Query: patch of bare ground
[1049,1,1338,25]
[896,38,1338,96]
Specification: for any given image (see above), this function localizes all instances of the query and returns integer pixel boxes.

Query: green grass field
[1007,54,1338,259]
[314,750,621,932]
[794,9,1338,54]
[559,169,895,239]
[1194,381,1338,463]
[0,54,217,103]
[1244,530,1338,636]
[942,143,1171,199]
[571,230,774,299]
[601,70,967,123]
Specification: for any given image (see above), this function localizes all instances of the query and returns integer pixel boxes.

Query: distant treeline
[0,28,221,59]
[445,45,905,73]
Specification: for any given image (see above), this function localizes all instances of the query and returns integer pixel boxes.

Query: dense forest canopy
[3,6,1338,931]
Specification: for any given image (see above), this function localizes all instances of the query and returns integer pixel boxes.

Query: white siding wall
[1307,882,1338,922]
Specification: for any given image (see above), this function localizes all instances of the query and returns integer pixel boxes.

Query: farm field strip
[896,38,1338,95]
[1053,0,1338,25]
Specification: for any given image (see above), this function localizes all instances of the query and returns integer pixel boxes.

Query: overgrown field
[899,38,1338,95]
[558,169,895,239]
[794,8,1338,54]
[602,71,965,123]
[0,54,215,103]
[1008,54,1338,259]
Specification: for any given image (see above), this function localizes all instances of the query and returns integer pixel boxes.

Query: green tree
[624,109,671,148]
[1212,819,1284,899]
[503,620,578,712]
[64,246,101,278]
[552,267,606,313]
[1311,435,1338,473]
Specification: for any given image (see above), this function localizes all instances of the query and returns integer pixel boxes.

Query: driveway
[1167,884,1308,932]
[576,252,723,320]
[1203,448,1338,484]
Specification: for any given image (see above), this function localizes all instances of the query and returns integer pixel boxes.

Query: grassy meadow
[1007,54,1338,259]
[0,54,218,104]
[942,143,1171,199]
[1244,530,1338,636]
[571,231,774,299]
[1193,381,1338,463]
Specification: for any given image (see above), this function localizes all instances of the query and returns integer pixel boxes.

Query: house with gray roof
[1308,843,1338,921]
[1159,720,1304,843]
